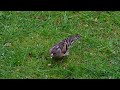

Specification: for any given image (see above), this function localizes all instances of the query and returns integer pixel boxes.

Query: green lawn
[0,11,120,79]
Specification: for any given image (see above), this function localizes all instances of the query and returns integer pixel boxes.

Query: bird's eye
[52,52,56,55]
[53,53,56,55]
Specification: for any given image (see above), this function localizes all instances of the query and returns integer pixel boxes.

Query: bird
[50,34,80,59]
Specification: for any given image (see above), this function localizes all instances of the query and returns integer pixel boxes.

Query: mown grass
[0,11,120,79]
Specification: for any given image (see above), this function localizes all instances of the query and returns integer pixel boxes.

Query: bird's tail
[72,34,80,41]
[64,34,80,47]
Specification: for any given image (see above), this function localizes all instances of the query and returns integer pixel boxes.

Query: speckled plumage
[50,34,80,59]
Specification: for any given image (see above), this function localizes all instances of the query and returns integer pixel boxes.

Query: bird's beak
[51,53,53,58]
[51,53,53,56]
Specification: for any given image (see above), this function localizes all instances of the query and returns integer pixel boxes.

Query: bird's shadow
[50,56,68,64]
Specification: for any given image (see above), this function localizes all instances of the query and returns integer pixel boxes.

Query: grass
[0,11,120,79]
